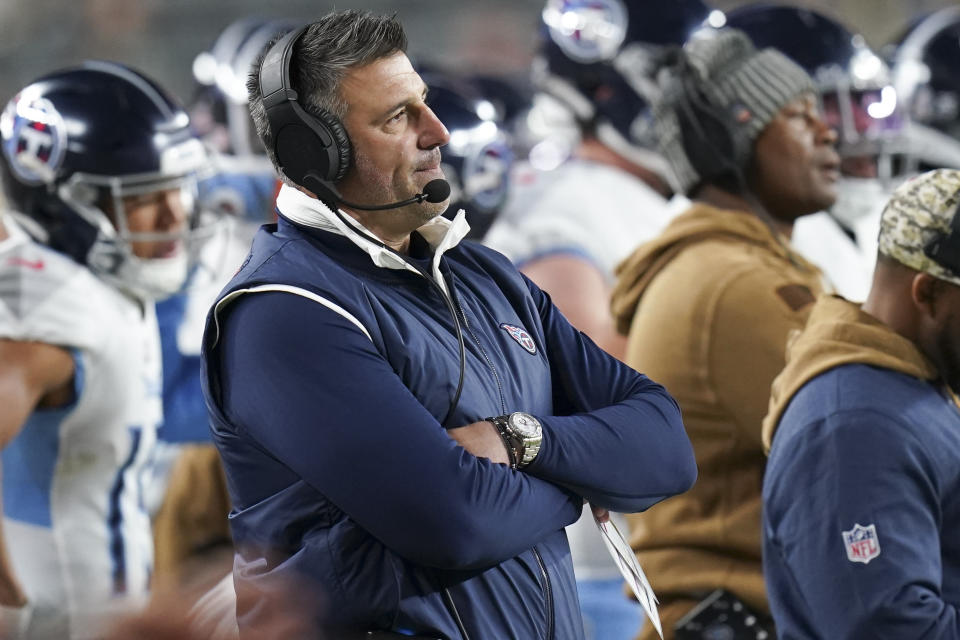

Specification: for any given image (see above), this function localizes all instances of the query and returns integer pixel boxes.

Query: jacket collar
[276,183,470,294]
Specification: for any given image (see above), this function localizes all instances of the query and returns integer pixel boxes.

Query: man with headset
[762,168,960,639]
[609,27,838,638]
[199,10,697,639]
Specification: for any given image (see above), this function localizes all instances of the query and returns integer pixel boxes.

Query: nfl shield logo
[842,523,881,564]
[500,323,537,355]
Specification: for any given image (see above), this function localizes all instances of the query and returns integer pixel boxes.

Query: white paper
[594,511,663,639]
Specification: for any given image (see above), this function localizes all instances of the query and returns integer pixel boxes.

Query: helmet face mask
[891,7,960,175]
[0,61,215,301]
[421,72,513,240]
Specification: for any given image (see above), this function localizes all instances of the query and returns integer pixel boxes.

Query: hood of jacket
[761,294,939,451]
[610,202,813,335]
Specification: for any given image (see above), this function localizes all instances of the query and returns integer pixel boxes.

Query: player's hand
[446,420,512,466]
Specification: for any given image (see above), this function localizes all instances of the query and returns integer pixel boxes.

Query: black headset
[258,25,352,189]
[923,194,960,275]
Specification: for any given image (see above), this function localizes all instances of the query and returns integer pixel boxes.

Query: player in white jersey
[0,61,209,639]
[485,0,708,361]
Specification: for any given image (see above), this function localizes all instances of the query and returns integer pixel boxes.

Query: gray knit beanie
[655,28,816,194]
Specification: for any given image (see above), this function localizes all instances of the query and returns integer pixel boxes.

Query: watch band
[518,434,541,468]
[486,415,520,469]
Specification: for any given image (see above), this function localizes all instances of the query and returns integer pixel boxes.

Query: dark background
[0,0,953,110]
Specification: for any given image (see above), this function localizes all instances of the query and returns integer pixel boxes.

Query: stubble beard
[351,151,446,230]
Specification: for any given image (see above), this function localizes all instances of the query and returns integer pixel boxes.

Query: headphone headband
[259,25,307,114]
[256,23,352,191]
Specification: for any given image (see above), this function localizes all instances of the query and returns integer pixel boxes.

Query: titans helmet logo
[542,0,629,64]
[0,93,67,185]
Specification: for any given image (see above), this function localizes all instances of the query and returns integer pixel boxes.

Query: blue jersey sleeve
[521,275,697,512]
[764,409,960,639]
[157,292,211,443]
[216,290,582,570]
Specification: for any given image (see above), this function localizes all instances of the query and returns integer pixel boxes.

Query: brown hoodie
[762,294,939,451]
[610,203,824,637]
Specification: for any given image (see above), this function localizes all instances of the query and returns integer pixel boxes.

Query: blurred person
[202,10,697,638]
[762,169,960,638]
[419,69,513,241]
[149,17,299,594]
[610,27,838,639]
[727,4,908,301]
[189,16,295,223]
[485,2,715,638]
[0,61,208,639]
[891,6,960,175]
[487,0,713,359]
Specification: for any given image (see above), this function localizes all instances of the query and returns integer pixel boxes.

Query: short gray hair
[247,10,407,183]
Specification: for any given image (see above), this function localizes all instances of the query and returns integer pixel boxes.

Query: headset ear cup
[271,102,352,187]
[257,24,352,188]
[314,110,352,182]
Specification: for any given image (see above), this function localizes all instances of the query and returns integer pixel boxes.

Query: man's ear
[911,272,941,320]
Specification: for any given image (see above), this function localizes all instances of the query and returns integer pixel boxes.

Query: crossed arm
[215,286,695,569]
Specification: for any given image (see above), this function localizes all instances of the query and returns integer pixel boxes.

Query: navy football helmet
[534,0,716,179]
[421,71,513,240]
[891,6,960,172]
[0,61,210,300]
[191,17,297,156]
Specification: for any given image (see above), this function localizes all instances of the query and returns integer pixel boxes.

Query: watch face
[510,412,541,438]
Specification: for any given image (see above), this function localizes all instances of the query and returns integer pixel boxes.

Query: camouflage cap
[878,168,960,286]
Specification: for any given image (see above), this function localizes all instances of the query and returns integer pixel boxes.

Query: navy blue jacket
[201,199,696,638]
[765,365,960,639]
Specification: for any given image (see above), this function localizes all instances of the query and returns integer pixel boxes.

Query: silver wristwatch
[488,412,543,469]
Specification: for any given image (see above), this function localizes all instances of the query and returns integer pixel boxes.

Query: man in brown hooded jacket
[610,28,839,638]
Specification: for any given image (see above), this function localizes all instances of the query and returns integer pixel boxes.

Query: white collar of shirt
[276,184,470,296]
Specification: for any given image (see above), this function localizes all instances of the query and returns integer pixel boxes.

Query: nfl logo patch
[500,323,537,355]
[842,523,881,564]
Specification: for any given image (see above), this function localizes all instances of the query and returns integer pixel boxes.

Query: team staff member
[610,28,839,638]
[200,10,696,639]
[763,169,960,639]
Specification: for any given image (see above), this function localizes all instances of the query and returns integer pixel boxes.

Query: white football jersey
[485,159,686,284]
[791,212,875,302]
[0,221,161,639]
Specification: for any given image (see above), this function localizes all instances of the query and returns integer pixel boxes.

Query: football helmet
[0,61,210,300]
[191,17,297,156]
[422,71,513,240]
[891,6,960,173]
[534,0,716,180]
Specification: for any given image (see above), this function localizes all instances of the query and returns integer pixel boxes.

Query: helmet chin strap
[110,250,190,302]
[87,237,191,302]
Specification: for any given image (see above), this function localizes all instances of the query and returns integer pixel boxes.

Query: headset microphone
[303,173,451,211]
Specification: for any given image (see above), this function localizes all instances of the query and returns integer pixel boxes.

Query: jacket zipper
[533,547,555,640]
[449,285,507,416]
